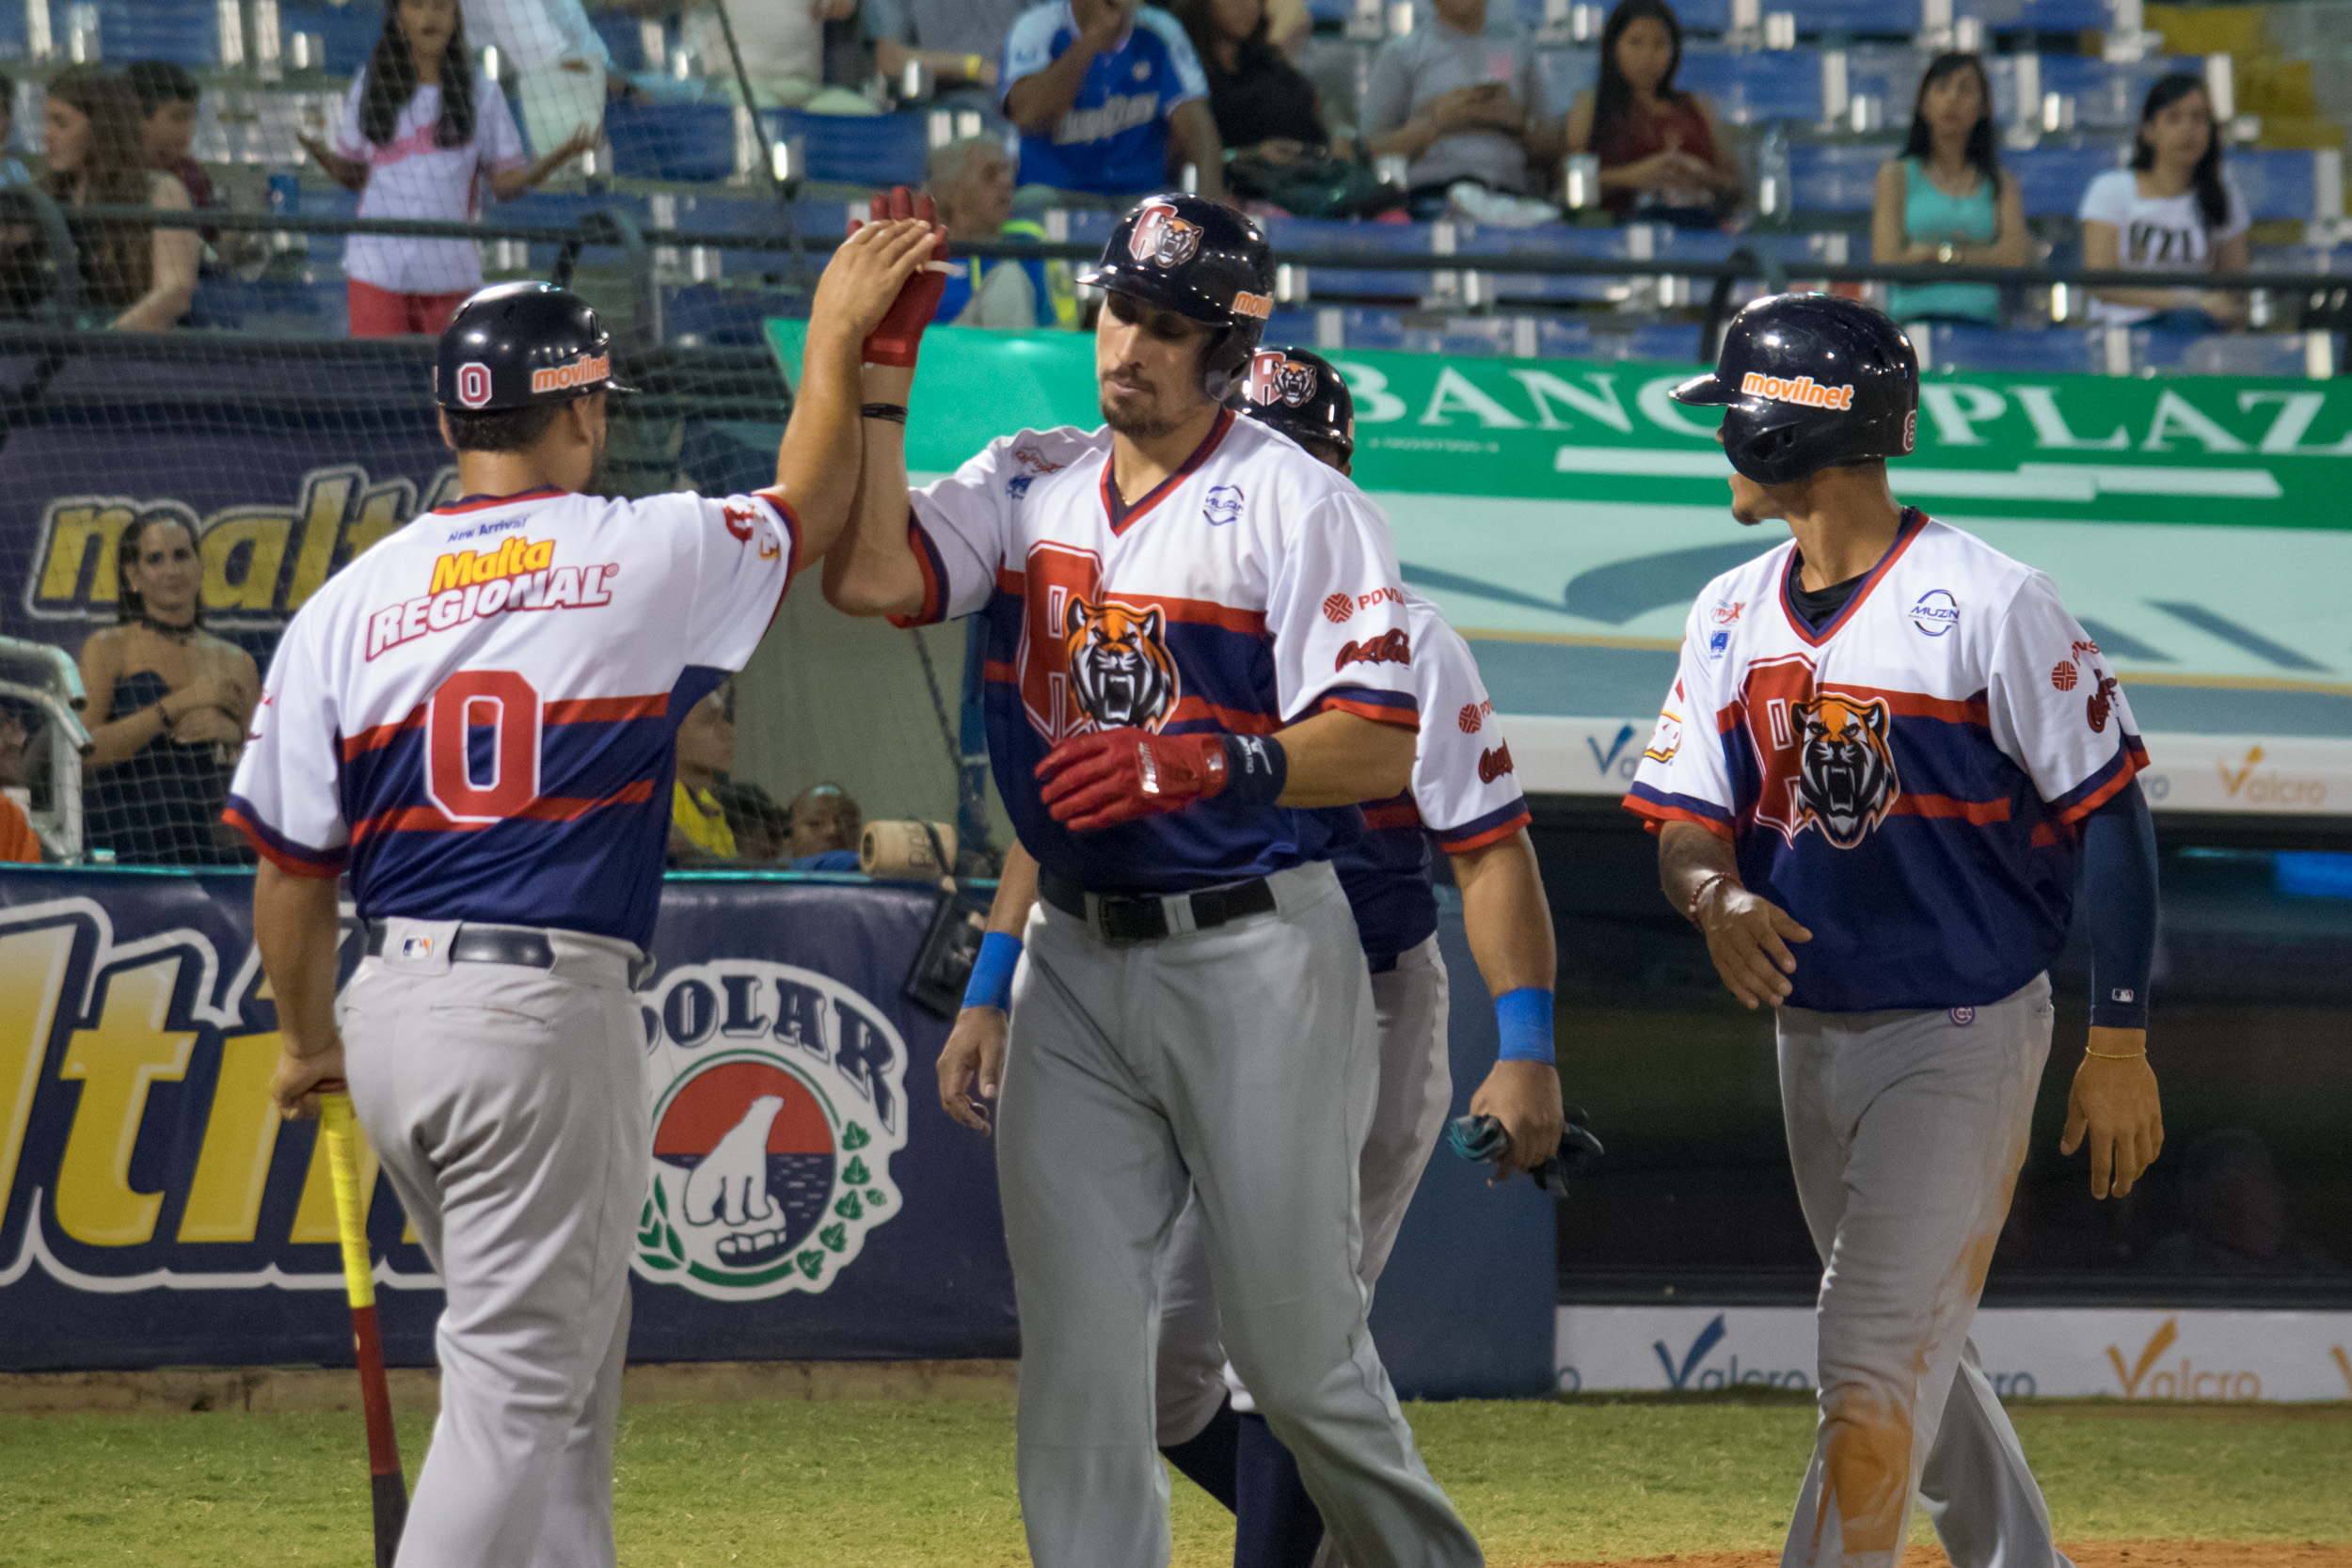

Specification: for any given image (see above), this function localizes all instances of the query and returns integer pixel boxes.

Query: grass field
[0,1393,2346,1567]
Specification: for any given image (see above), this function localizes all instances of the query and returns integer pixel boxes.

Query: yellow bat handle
[320,1093,376,1310]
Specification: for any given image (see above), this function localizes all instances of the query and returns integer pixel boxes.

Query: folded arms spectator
[1168,0,1335,161]
[301,0,593,338]
[2078,72,2249,333]
[928,136,1054,327]
[77,514,260,865]
[1366,0,1563,204]
[1873,53,2026,326]
[1565,0,1738,225]
[1003,0,1225,207]
[866,0,1028,102]
[41,68,199,331]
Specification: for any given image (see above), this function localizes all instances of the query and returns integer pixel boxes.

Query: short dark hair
[124,60,201,117]
[443,403,564,452]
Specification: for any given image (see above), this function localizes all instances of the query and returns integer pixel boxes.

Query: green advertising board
[771,322,2352,816]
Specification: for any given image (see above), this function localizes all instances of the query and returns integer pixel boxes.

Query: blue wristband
[1218,734,1288,808]
[961,931,1022,1012]
[1495,987,1555,1065]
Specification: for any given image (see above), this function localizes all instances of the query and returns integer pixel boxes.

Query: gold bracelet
[2084,1047,2146,1060]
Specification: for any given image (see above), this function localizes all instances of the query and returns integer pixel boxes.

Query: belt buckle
[1092,894,1165,947]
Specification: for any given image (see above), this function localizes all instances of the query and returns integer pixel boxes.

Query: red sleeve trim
[1317,693,1420,732]
[885,513,949,629]
[223,808,344,878]
[2050,737,2148,825]
[1622,796,1736,841]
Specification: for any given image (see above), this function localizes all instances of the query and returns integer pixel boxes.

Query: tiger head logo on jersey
[1065,597,1181,731]
[1789,694,1899,848]
[1129,202,1203,269]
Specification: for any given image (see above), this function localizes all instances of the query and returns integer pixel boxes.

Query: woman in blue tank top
[1871,53,2027,326]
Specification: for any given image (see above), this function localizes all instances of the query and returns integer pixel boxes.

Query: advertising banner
[1556,1304,2352,1402]
[0,869,1016,1371]
[770,324,2352,814]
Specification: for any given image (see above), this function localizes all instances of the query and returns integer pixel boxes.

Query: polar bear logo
[682,1095,783,1227]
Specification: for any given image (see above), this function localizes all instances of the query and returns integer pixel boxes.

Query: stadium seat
[2008,141,2129,217]
[593,8,648,73]
[662,285,803,347]
[96,0,218,67]
[1965,0,2107,31]
[2141,331,2320,378]
[761,109,928,190]
[604,102,737,184]
[1454,225,1626,304]
[1918,325,2102,375]
[2232,149,2331,223]
[1787,141,1887,215]
[1677,48,1824,125]
[1264,216,1432,300]
[1662,0,1732,31]
[276,2,384,74]
[2035,55,2196,130]
[1535,50,1597,116]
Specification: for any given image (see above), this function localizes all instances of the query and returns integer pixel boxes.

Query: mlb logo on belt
[401,935,435,958]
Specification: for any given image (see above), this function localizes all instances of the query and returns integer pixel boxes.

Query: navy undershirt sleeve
[2080,778,2158,1030]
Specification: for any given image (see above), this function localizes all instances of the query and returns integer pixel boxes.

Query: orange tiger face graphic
[1790,693,1899,848]
[1065,597,1180,732]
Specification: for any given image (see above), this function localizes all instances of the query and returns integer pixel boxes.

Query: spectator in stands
[0,71,34,187]
[41,68,199,331]
[300,0,596,338]
[683,0,863,111]
[787,784,864,870]
[670,685,739,862]
[1168,0,1335,161]
[1365,0,1562,218]
[1872,53,2026,327]
[1003,0,1226,208]
[1565,0,1739,228]
[714,778,791,863]
[463,0,612,154]
[125,62,214,212]
[2079,72,2249,334]
[928,135,1053,327]
[0,698,42,863]
[866,0,1027,108]
[78,513,260,866]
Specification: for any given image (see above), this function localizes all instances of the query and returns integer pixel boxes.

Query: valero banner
[0,870,1017,1371]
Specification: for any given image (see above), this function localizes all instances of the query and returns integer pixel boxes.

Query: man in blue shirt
[1003,0,1225,206]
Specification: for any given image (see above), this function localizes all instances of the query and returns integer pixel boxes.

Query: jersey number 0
[424,670,542,823]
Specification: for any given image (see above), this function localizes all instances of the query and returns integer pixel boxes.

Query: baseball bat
[320,1091,409,1568]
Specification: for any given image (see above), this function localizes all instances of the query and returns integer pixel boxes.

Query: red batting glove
[1036,728,1231,832]
[861,185,948,368]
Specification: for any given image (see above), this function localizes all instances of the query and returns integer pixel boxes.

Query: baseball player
[824,195,1484,1568]
[230,221,938,1568]
[1625,294,2164,1568]
[942,348,1565,1568]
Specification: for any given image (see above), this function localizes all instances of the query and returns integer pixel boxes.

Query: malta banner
[770,323,2352,816]
[0,870,1016,1371]
[1557,1304,2352,1402]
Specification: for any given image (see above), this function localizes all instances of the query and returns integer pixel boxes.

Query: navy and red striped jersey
[227,484,797,946]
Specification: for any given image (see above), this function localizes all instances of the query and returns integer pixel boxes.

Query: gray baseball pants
[1156,935,1454,1441]
[1003,862,1482,1568]
[1775,974,2070,1568]
[339,920,649,1568]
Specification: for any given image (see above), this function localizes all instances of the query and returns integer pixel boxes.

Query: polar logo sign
[636,961,908,1302]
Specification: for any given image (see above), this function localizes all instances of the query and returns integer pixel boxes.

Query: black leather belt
[1037,865,1278,947]
[364,921,655,988]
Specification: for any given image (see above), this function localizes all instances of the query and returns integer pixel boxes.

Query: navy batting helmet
[435,282,634,413]
[1080,195,1276,399]
[1226,346,1353,461]
[1670,293,1916,485]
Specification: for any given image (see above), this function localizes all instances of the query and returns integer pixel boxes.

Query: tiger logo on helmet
[1789,693,1899,848]
[1244,350,1321,409]
[1128,201,1204,270]
[1064,597,1181,732]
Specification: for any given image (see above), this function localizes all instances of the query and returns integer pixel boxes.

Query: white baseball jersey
[1625,508,2145,1013]
[1332,591,1531,969]
[899,408,1420,894]
[227,483,797,946]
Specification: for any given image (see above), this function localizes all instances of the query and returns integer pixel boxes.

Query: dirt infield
[1544,1546,2352,1568]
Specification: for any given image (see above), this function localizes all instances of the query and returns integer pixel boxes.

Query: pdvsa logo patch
[635,960,907,1302]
